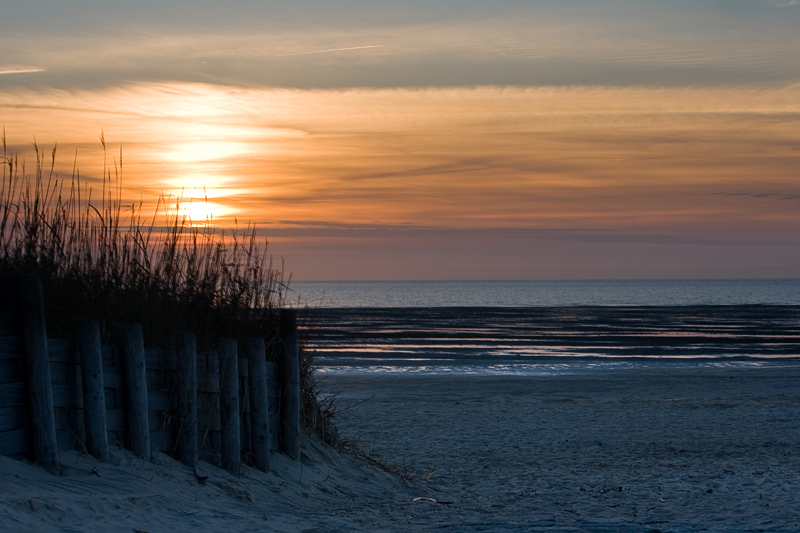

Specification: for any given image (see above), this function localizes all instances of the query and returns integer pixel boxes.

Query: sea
[290,280,800,376]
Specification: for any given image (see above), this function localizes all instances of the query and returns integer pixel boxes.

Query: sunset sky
[1,1,799,280]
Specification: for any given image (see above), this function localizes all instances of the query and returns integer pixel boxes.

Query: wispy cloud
[0,67,45,75]
[256,221,784,247]
[1,81,799,279]
[719,192,800,201]
[2,2,799,89]
[273,44,384,57]
[2,82,799,236]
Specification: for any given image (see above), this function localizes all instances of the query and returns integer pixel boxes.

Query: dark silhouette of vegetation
[0,132,336,444]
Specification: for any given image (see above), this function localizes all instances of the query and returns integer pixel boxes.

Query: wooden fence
[0,275,300,475]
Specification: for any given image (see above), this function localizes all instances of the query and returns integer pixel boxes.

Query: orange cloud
[2,82,799,278]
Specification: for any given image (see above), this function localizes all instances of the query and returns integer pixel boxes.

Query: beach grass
[0,133,334,442]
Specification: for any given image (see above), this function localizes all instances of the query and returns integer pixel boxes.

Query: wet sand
[323,367,800,532]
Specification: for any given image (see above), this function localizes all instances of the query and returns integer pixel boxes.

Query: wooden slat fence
[0,275,296,474]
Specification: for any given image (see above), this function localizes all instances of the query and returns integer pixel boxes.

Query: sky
[1,0,799,280]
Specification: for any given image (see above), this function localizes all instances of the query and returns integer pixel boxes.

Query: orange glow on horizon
[2,82,799,258]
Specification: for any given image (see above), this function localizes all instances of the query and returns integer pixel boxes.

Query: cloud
[2,81,800,279]
[0,67,44,75]
[719,192,800,201]
[273,45,384,57]
[2,2,800,89]
[2,82,800,249]
[256,221,789,246]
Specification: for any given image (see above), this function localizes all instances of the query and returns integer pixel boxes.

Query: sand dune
[0,437,418,532]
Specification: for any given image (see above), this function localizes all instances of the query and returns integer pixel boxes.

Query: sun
[170,197,231,225]
[182,200,214,221]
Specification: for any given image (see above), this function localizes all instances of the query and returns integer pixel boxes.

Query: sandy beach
[324,367,800,532]
[3,366,800,532]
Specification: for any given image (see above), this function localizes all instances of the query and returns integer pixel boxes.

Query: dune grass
[0,132,337,443]
[1,133,286,347]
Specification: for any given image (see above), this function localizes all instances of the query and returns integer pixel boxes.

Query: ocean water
[291,280,800,375]
[291,279,800,308]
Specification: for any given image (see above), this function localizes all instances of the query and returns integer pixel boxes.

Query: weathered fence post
[218,337,240,474]
[122,324,150,461]
[247,337,270,472]
[175,332,198,468]
[279,309,301,460]
[68,333,85,453]
[77,319,108,462]
[18,275,60,474]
